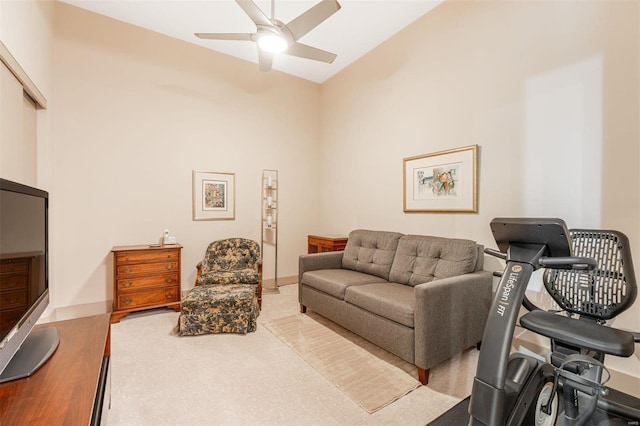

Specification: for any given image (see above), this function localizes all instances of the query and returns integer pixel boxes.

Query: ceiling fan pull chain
[271,0,275,22]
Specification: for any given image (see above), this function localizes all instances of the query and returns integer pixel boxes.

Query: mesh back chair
[521,229,637,362]
[544,230,637,321]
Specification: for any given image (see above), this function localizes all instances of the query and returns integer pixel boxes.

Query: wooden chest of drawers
[111,244,182,323]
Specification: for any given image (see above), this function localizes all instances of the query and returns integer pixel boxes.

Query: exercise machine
[431,218,640,425]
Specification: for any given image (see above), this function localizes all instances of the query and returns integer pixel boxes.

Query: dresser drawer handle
[123,282,132,288]
[166,278,174,283]
[165,293,173,299]
[166,264,173,270]
[123,297,132,305]
[124,267,131,273]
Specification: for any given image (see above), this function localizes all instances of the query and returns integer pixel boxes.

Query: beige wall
[320,0,639,378]
[51,3,320,309]
[1,0,53,99]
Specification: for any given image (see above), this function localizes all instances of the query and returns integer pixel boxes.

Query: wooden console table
[308,234,348,254]
[0,313,111,425]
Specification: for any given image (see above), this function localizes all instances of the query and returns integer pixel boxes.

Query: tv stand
[0,326,59,383]
[0,314,111,425]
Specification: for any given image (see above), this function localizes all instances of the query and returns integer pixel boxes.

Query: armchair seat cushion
[178,284,259,335]
[196,269,259,286]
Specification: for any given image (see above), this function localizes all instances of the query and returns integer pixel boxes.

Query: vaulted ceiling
[60,0,444,83]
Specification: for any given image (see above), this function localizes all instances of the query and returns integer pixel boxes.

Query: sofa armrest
[298,251,344,285]
[413,270,492,371]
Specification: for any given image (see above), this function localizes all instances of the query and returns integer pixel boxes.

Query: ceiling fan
[195,0,341,72]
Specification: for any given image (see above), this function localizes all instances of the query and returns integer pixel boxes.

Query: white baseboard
[263,275,297,289]
[39,300,111,323]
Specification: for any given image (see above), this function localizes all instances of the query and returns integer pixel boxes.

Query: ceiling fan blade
[195,33,253,41]
[258,47,274,72]
[236,0,273,28]
[286,42,336,63]
[285,0,341,41]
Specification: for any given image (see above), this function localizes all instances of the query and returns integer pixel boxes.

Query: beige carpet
[264,313,422,413]
[106,284,474,425]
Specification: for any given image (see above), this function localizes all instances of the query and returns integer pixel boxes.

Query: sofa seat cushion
[302,269,388,299]
[344,283,415,328]
[390,235,478,286]
[342,230,404,281]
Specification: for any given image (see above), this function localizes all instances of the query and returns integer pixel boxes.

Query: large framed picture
[403,145,478,213]
[192,170,235,220]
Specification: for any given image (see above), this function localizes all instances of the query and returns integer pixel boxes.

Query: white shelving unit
[261,170,278,287]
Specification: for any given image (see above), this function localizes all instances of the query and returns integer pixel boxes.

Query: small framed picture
[192,170,235,220]
[403,145,478,213]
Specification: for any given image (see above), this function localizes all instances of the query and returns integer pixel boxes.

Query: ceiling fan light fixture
[258,34,288,53]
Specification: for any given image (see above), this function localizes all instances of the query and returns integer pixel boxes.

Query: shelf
[262,169,278,287]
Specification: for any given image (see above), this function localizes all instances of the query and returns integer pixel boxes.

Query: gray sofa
[298,229,492,385]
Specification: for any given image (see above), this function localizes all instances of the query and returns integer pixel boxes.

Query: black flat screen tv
[0,178,58,383]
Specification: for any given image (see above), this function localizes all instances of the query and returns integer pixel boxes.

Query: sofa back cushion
[342,230,404,281]
[389,235,478,286]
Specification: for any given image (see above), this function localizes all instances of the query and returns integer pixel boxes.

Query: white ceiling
[60,0,444,83]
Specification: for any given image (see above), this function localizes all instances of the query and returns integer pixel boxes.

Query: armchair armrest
[195,261,204,285]
[413,270,492,370]
[298,251,344,285]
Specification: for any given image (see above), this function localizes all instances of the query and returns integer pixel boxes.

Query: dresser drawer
[117,273,179,291]
[0,260,29,274]
[116,261,179,276]
[116,287,179,310]
[0,289,27,309]
[0,275,28,291]
[115,249,179,264]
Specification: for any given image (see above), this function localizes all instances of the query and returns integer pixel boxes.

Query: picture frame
[192,170,235,220]
[403,145,478,213]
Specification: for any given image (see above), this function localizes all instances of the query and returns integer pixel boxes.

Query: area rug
[263,313,422,413]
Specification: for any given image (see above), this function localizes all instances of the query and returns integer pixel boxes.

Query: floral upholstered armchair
[195,238,262,308]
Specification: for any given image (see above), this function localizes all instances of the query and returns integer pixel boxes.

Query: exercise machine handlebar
[538,256,597,270]
[484,248,507,259]
[484,247,597,270]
